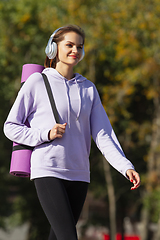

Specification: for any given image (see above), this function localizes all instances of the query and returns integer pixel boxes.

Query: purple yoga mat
[10,64,45,177]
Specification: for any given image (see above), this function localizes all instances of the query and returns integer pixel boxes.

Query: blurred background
[0,0,160,239]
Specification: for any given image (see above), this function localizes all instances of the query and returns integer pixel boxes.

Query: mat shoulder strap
[41,73,59,124]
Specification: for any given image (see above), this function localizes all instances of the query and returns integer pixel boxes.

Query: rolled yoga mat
[10,64,45,177]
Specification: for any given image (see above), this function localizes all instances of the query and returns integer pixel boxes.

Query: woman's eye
[66,44,72,47]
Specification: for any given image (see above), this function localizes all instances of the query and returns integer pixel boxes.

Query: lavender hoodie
[4,68,134,182]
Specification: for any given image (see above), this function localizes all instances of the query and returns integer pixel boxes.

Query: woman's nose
[72,46,78,53]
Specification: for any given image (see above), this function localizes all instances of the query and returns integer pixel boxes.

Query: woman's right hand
[48,123,67,140]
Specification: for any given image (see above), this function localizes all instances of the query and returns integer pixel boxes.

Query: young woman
[4,25,140,240]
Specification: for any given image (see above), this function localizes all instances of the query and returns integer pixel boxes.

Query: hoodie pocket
[43,143,65,168]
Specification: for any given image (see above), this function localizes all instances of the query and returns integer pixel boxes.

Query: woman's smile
[69,54,78,59]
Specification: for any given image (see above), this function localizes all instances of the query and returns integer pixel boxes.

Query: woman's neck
[55,63,74,80]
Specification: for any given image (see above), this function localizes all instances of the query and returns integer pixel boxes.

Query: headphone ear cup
[79,47,85,62]
[45,39,58,59]
[49,42,57,59]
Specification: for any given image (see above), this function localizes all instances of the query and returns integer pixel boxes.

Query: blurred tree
[96,0,160,239]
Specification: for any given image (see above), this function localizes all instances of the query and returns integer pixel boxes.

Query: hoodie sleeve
[90,85,135,178]
[3,73,50,147]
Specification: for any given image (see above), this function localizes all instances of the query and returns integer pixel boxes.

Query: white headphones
[45,27,85,61]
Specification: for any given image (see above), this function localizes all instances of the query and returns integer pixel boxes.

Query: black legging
[34,177,88,240]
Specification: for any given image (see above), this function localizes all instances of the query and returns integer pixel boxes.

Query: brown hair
[44,25,85,68]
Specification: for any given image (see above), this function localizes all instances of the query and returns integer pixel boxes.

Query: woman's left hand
[126,169,141,190]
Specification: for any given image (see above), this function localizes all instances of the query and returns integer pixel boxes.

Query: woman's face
[56,31,84,67]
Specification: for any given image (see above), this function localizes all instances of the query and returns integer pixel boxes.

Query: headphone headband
[45,27,85,61]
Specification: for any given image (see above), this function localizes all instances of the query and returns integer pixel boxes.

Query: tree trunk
[140,203,150,240]
[103,156,116,240]
[143,76,160,240]
[153,213,160,240]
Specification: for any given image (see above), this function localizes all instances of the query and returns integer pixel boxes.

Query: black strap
[42,73,59,123]
[12,144,34,151]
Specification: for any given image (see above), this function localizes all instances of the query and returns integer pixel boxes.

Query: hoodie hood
[43,67,86,83]
[42,68,86,127]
